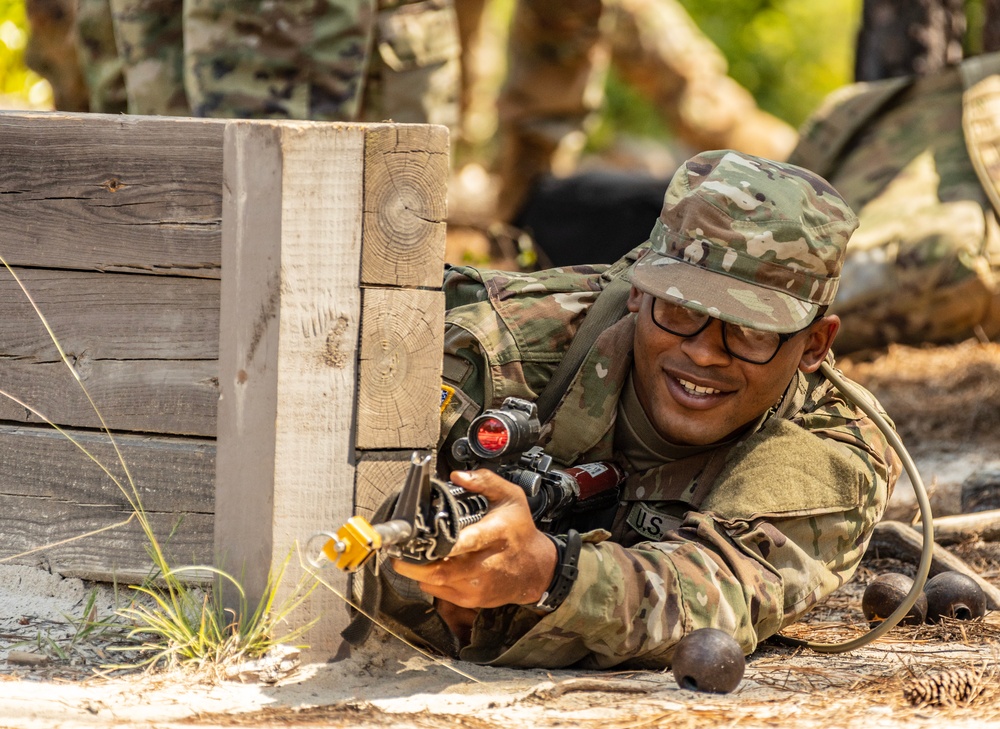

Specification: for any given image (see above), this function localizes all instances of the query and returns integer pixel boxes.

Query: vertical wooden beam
[354,123,449,522]
[216,120,365,653]
[356,122,449,450]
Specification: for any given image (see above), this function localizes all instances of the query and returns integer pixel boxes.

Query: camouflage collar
[544,315,635,463]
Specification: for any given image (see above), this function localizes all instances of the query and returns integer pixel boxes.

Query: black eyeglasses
[649,297,807,365]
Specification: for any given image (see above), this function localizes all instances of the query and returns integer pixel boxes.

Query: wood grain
[0,423,214,582]
[356,287,444,450]
[0,111,224,278]
[0,358,218,436]
[0,424,215,509]
[0,497,213,584]
[354,450,423,519]
[361,124,448,288]
[0,268,220,360]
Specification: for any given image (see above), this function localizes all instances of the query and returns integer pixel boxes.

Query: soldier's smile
[665,370,735,411]
[675,376,725,398]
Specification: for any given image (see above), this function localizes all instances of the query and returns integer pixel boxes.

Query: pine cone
[902,667,983,706]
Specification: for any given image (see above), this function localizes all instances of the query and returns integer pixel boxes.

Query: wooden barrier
[0,111,448,652]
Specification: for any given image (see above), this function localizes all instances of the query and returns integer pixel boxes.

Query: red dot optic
[473,418,510,453]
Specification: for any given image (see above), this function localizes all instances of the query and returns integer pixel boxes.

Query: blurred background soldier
[444,0,798,267]
[489,0,799,224]
[788,0,1000,353]
[26,0,461,125]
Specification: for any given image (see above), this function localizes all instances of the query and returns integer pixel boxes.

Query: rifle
[307,397,625,572]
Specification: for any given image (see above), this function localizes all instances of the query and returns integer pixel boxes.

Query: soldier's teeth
[677,378,721,396]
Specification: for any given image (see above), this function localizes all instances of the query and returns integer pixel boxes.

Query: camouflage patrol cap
[630,149,859,333]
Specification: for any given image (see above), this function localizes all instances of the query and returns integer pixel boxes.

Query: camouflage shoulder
[796,363,894,430]
[792,363,900,485]
[445,264,613,360]
[443,236,643,311]
[787,75,913,177]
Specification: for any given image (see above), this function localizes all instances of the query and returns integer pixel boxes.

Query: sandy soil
[1,341,1000,729]
[2,612,1000,729]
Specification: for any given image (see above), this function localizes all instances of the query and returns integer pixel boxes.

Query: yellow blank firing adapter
[309,517,382,572]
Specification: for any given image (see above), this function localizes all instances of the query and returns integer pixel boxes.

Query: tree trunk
[984,0,1000,52]
[855,0,966,81]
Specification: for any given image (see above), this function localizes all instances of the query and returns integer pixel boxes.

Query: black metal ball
[861,572,927,626]
[671,628,745,694]
[924,571,987,623]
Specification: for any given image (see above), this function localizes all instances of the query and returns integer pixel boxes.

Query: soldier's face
[626,288,839,446]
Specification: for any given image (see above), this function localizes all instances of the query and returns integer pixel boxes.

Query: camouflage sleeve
[458,414,895,669]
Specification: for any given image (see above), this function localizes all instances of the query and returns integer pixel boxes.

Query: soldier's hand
[391,469,558,611]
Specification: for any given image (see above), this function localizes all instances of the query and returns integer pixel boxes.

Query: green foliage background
[678,0,862,128]
[0,0,48,105]
[598,0,862,147]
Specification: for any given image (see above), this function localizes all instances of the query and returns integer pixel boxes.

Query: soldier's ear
[798,315,840,373]
[627,286,645,313]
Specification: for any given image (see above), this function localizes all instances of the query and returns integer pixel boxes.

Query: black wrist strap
[534,530,582,613]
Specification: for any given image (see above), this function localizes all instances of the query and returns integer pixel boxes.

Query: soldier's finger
[450,469,525,505]
[450,516,519,555]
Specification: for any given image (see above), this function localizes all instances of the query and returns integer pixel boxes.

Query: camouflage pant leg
[183,0,377,120]
[107,0,188,115]
[360,0,461,128]
[493,0,800,222]
[603,0,797,160]
[72,0,128,113]
[494,0,605,221]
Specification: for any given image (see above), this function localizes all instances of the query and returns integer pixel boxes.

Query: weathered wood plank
[0,497,213,584]
[356,287,444,450]
[0,359,218,436]
[0,424,215,511]
[216,121,365,653]
[0,424,215,583]
[361,124,448,288]
[0,111,224,278]
[0,268,219,360]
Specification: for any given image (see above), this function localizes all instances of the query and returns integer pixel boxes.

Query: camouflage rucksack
[788,53,1000,353]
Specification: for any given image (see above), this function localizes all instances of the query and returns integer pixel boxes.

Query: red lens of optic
[473,417,510,453]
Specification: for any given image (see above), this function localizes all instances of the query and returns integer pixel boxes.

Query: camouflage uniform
[69,0,460,125]
[494,0,799,222]
[788,52,1000,353]
[107,0,187,115]
[425,151,899,668]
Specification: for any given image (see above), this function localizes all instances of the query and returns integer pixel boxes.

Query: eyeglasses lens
[650,298,783,364]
